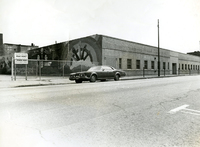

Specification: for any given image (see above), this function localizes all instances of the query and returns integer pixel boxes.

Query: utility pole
[158,19,160,77]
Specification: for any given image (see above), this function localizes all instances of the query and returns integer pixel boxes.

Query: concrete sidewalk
[0,75,72,89]
[0,75,177,89]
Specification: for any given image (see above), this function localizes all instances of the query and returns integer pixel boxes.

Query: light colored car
[69,65,126,83]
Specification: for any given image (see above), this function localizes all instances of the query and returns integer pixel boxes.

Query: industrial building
[27,34,200,76]
[1,33,200,76]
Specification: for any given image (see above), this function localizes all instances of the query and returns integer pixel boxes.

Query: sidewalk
[0,75,177,89]
[0,75,72,89]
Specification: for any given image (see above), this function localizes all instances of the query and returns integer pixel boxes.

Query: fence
[13,59,99,78]
[12,59,200,79]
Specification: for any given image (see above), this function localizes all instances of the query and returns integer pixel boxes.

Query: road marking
[169,105,200,116]
[184,108,200,114]
[181,110,200,116]
[168,105,189,114]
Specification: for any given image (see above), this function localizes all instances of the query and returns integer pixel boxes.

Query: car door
[94,66,107,79]
[103,66,115,78]
[99,66,108,79]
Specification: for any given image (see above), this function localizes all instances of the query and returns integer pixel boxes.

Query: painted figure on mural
[26,35,102,75]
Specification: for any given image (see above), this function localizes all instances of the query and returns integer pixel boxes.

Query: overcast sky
[0,0,200,53]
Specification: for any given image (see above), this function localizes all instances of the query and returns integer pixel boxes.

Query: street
[1,76,200,147]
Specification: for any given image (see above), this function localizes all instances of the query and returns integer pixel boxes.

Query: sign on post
[14,53,28,64]
[13,53,29,81]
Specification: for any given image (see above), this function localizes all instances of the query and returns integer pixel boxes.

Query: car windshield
[88,66,102,71]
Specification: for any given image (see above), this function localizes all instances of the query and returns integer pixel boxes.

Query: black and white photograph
[1,0,200,146]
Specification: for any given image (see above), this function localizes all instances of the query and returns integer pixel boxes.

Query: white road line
[168,105,189,114]
[181,110,200,116]
[184,108,200,114]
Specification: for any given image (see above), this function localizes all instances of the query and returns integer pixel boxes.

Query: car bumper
[69,75,90,81]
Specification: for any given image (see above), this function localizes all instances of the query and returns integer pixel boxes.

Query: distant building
[3,43,38,55]
[0,33,38,74]
[187,51,200,57]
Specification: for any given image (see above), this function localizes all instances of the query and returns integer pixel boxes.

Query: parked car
[69,65,126,83]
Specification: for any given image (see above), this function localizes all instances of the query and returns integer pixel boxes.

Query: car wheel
[90,75,97,82]
[114,74,120,81]
[75,80,82,83]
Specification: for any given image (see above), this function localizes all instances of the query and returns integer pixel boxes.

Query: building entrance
[172,63,177,74]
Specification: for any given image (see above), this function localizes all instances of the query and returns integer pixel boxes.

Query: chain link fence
[13,59,200,79]
[14,59,99,78]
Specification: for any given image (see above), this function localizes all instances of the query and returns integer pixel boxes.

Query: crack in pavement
[11,123,56,146]
[149,88,200,111]
[112,103,127,113]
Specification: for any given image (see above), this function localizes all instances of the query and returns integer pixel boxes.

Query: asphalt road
[1,76,200,147]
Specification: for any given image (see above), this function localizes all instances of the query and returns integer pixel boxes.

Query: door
[102,66,115,78]
[172,63,177,74]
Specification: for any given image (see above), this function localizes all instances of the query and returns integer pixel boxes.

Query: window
[168,62,169,69]
[182,64,184,70]
[119,58,122,69]
[136,60,140,69]
[88,66,102,71]
[102,66,113,71]
[188,64,190,70]
[151,61,154,69]
[163,62,166,69]
[127,59,132,69]
[191,65,192,70]
[185,64,187,70]
[144,60,148,69]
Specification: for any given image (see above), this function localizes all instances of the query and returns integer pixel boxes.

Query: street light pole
[158,19,160,77]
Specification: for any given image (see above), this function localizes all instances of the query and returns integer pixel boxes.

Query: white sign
[14,53,28,64]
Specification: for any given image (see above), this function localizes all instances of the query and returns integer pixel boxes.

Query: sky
[0,0,200,53]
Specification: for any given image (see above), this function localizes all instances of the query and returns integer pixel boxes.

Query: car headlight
[80,73,85,77]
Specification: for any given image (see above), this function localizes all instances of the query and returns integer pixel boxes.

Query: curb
[13,75,177,88]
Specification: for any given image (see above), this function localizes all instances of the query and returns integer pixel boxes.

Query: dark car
[69,65,126,83]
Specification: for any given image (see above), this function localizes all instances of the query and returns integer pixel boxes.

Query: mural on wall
[28,35,102,74]
[63,35,102,72]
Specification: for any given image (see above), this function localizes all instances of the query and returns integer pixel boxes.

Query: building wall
[27,35,103,74]
[178,52,200,74]
[102,35,200,76]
